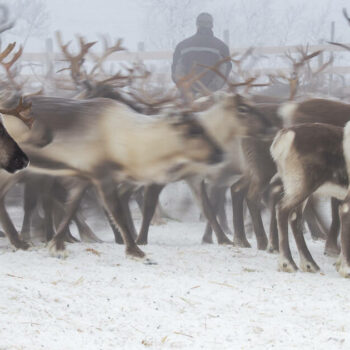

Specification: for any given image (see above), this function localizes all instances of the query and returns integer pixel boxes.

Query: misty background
[1,0,350,53]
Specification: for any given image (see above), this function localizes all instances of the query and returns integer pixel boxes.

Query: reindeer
[135,70,276,248]
[270,121,350,275]
[194,47,326,250]
[12,94,227,258]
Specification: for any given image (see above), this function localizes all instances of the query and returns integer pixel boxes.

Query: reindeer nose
[14,153,29,170]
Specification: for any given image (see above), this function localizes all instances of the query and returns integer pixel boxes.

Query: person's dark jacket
[171,27,232,92]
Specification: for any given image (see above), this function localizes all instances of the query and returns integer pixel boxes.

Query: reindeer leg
[303,197,327,240]
[337,201,350,277]
[290,206,320,272]
[216,187,232,235]
[20,181,38,241]
[202,222,214,244]
[41,179,56,242]
[277,199,298,272]
[120,188,139,240]
[102,207,123,243]
[230,181,250,248]
[0,199,29,250]
[246,196,268,250]
[266,181,282,253]
[324,198,341,257]
[74,211,103,243]
[49,181,88,258]
[136,184,164,245]
[199,181,232,245]
[202,186,223,244]
[97,179,145,258]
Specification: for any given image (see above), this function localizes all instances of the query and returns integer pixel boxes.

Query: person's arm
[221,43,232,76]
[171,44,181,83]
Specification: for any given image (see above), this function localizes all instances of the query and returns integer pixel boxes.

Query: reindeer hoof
[201,235,213,244]
[233,237,251,248]
[267,242,279,254]
[257,238,268,251]
[135,237,148,245]
[278,257,298,272]
[126,245,145,259]
[48,240,68,259]
[12,239,30,250]
[336,256,350,278]
[324,243,340,257]
[217,237,233,245]
[300,258,320,273]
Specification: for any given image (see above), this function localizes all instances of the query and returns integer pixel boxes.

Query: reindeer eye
[237,105,249,114]
[187,125,203,137]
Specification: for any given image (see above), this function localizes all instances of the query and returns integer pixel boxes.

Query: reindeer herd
[1,14,350,279]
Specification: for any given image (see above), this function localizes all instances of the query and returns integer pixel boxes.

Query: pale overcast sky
[2,0,350,53]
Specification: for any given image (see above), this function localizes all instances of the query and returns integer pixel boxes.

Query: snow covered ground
[0,184,349,350]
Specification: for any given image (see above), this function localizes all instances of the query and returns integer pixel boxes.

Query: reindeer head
[171,111,223,163]
[199,92,274,150]
[0,114,29,173]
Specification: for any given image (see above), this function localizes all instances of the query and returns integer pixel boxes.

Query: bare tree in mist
[139,0,211,50]
[0,0,49,48]
[139,0,334,50]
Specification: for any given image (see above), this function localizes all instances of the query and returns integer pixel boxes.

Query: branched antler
[89,35,125,77]
[56,31,96,84]
[0,42,23,90]
[0,97,33,128]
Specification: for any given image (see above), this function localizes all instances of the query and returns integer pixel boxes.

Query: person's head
[196,12,213,29]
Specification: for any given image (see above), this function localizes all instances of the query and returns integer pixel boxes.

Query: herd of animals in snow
[1,6,350,280]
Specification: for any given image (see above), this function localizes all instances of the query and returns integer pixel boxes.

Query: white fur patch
[277,102,298,127]
[48,241,68,259]
[272,185,282,194]
[342,204,350,214]
[314,182,347,201]
[336,254,350,278]
[290,212,297,221]
[270,130,295,163]
[270,130,306,199]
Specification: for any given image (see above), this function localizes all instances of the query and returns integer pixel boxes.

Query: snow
[0,184,349,349]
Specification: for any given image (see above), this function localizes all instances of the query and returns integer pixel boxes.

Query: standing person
[171,12,232,95]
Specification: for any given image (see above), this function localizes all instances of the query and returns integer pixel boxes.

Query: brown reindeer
[271,122,348,274]
[278,97,350,257]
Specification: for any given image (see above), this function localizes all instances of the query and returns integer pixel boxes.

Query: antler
[56,31,96,84]
[89,36,125,77]
[197,57,261,94]
[0,42,23,90]
[0,97,33,128]
[231,47,254,78]
[280,45,323,99]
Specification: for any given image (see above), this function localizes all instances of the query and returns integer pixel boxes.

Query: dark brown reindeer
[270,122,349,274]
[278,97,350,256]
[194,47,325,250]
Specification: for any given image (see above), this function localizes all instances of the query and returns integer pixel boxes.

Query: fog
[1,0,350,53]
